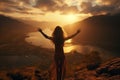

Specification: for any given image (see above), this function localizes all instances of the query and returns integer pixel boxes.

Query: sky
[0,0,120,25]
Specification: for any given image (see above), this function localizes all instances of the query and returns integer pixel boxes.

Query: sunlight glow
[64,14,78,24]
[64,46,75,53]
[1,11,90,26]
[64,39,74,53]
[65,39,72,44]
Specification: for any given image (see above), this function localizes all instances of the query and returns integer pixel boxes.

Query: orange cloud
[0,0,120,22]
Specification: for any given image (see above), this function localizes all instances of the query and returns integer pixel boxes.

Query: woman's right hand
[38,28,42,32]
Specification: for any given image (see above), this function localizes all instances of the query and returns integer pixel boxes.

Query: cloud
[0,0,24,13]
[0,0,120,19]
[34,0,120,15]
[35,0,56,11]
[0,0,43,15]
[0,0,79,15]
[34,0,78,14]
[80,0,120,15]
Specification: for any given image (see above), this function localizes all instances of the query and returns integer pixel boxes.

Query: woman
[38,26,80,80]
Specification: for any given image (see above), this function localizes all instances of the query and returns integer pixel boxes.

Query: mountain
[0,15,53,68]
[0,15,36,42]
[0,15,31,55]
[0,15,51,54]
[65,14,120,54]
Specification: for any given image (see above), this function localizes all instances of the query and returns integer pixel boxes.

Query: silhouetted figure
[38,26,80,80]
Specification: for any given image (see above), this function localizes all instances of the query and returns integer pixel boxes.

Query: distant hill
[0,15,36,52]
[0,15,36,36]
[0,15,50,55]
[0,15,53,68]
[65,14,120,54]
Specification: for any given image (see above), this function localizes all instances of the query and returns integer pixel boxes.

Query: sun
[66,14,76,20]
[64,14,78,24]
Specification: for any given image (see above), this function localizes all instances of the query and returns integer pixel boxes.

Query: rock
[74,57,120,80]
[84,51,102,70]
[96,58,120,76]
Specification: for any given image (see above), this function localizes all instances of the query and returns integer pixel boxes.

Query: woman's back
[52,26,64,46]
[38,26,80,80]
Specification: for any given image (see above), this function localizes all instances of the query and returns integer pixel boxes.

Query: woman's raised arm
[38,28,53,40]
[64,29,80,40]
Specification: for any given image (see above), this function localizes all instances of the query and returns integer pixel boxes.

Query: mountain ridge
[65,14,120,54]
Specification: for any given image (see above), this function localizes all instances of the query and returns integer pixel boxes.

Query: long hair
[52,26,64,45]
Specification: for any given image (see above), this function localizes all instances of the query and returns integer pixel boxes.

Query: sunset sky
[0,0,120,25]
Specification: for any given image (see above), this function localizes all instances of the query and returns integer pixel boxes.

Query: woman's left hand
[77,29,80,33]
